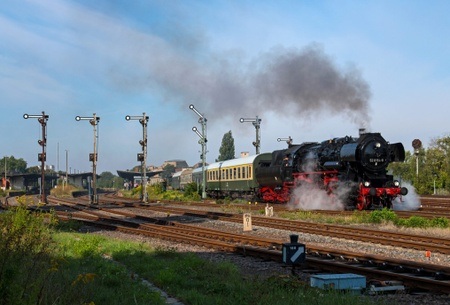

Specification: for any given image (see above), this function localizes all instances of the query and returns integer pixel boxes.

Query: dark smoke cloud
[143,43,371,127]
[250,44,371,126]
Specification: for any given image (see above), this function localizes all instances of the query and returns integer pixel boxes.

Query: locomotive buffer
[282,234,306,274]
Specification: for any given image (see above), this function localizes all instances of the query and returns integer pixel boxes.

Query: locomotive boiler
[254,132,408,210]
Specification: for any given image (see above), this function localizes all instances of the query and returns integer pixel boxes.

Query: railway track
[129,195,450,219]
[43,195,450,293]
[121,204,450,254]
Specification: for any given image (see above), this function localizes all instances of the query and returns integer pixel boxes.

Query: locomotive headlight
[393,180,400,187]
[364,181,371,187]
[375,142,381,148]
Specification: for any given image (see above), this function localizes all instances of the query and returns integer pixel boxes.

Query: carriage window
[242,167,247,179]
[233,168,236,179]
[248,166,252,179]
[237,167,241,179]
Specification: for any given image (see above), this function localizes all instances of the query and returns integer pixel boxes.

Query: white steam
[288,152,345,210]
[392,182,421,211]
[287,183,346,210]
[287,171,419,211]
[287,153,350,210]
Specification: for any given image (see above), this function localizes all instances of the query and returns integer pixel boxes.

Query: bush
[430,217,449,228]
[404,216,430,228]
[0,206,57,304]
[368,209,398,224]
[184,182,201,200]
[51,184,79,198]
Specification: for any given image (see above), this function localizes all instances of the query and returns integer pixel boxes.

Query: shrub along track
[42,195,450,294]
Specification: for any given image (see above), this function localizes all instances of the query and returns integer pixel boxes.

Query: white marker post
[265,204,274,217]
[243,213,252,231]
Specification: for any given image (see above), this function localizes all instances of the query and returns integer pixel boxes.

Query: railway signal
[282,234,306,276]
[412,139,422,178]
[125,113,149,203]
[75,113,100,204]
[189,104,207,199]
[240,116,262,154]
[277,136,293,146]
[23,111,49,203]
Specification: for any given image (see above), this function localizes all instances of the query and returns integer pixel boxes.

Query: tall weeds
[0,206,57,305]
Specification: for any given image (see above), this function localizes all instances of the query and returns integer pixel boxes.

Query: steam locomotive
[255,132,408,210]
[185,132,408,210]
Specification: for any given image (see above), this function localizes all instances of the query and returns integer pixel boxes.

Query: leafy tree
[217,130,235,161]
[161,164,176,180]
[97,171,119,188]
[26,166,41,174]
[388,135,450,195]
[0,156,27,174]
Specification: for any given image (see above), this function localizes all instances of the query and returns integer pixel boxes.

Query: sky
[1,0,449,174]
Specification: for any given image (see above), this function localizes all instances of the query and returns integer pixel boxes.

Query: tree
[388,135,450,195]
[97,171,117,188]
[1,156,27,174]
[161,164,176,180]
[26,166,41,174]
[217,130,235,161]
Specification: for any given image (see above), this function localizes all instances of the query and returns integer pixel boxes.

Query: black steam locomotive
[255,132,408,210]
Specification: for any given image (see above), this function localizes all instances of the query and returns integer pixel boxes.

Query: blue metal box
[310,273,366,291]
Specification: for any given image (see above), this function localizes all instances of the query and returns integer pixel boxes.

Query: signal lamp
[89,153,97,162]
[137,153,144,162]
[38,153,46,162]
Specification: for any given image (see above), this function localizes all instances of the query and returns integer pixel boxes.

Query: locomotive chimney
[359,128,366,136]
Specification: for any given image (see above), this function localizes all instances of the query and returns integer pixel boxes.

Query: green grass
[112,247,379,305]
[0,207,165,305]
[1,207,388,305]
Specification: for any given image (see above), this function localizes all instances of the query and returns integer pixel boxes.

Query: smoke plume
[134,43,371,126]
[249,45,371,126]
